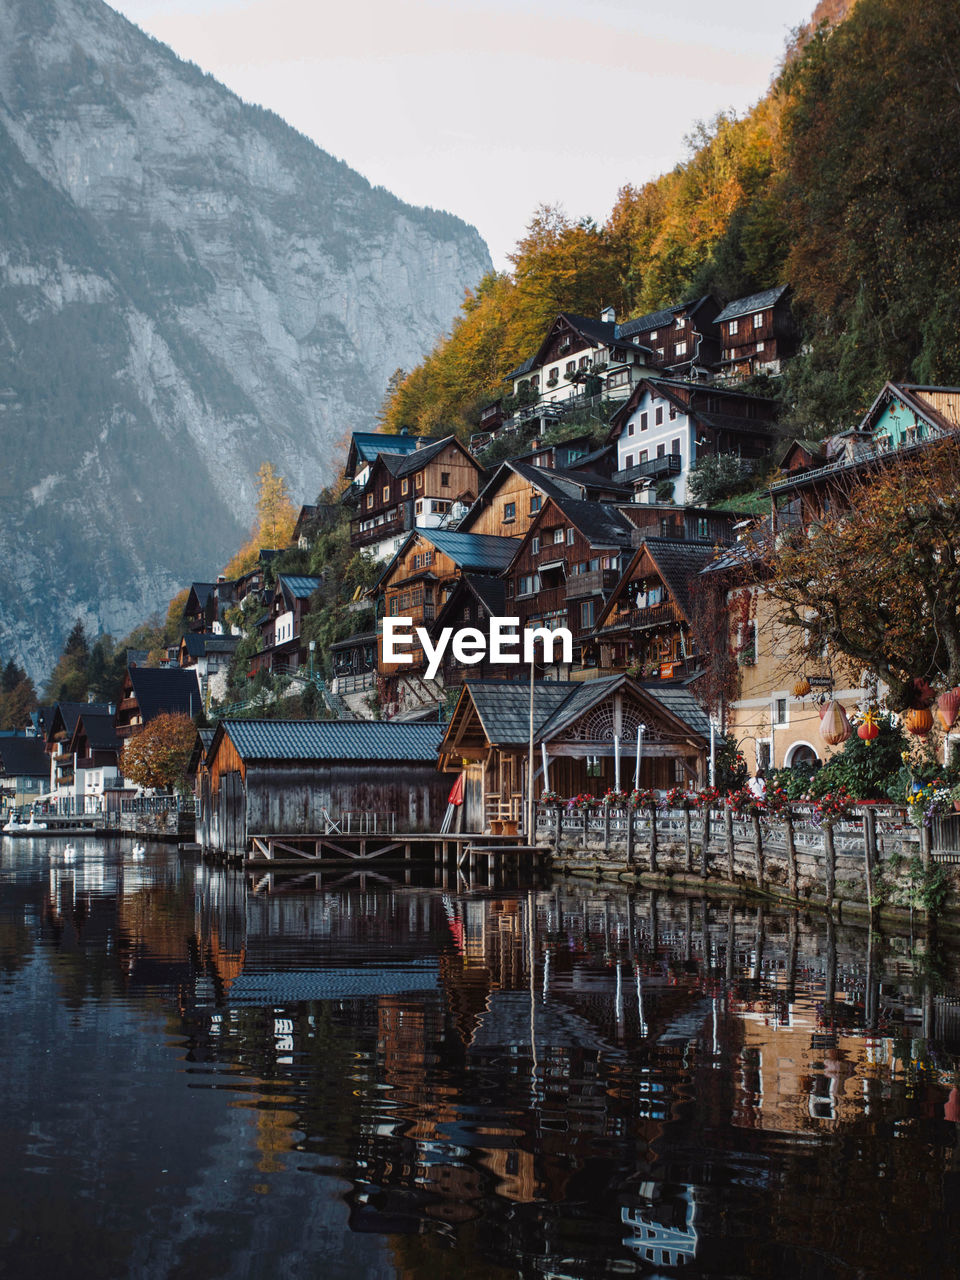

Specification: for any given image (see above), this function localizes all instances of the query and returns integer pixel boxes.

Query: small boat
[25,814,47,831]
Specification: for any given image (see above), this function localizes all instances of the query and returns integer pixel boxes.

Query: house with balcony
[0,736,50,813]
[715,285,798,379]
[350,435,484,562]
[183,577,241,634]
[591,538,718,682]
[64,710,122,809]
[458,459,631,542]
[343,428,434,494]
[770,382,960,528]
[115,666,202,742]
[250,575,323,677]
[44,700,116,799]
[374,530,520,708]
[608,377,780,504]
[616,295,722,377]
[503,495,636,674]
[506,309,655,408]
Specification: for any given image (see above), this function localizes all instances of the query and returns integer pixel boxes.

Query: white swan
[63,843,76,859]
[132,842,146,859]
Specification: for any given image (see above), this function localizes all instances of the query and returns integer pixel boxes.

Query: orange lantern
[857,709,880,744]
[793,676,811,698]
[820,700,852,746]
[904,707,934,737]
[936,687,960,732]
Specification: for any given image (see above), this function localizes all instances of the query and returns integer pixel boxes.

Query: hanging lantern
[857,709,880,744]
[904,707,934,737]
[936,687,960,732]
[820,700,852,746]
[793,676,811,698]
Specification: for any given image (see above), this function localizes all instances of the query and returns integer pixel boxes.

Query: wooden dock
[244,830,543,870]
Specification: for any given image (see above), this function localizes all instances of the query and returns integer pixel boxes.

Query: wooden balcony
[350,509,409,548]
[566,567,619,598]
[629,602,682,630]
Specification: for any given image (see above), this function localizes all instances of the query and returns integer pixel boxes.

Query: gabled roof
[47,700,114,744]
[185,582,217,610]
[0,735,48,777]
[346,430,433,474]
[857,381,960,437]
[603,538,717,628]
[213,719,444,763]
[608,375,779,437]
[432,575,507,635]
[375,528,521,590]
[180,632,240,659]
[506,493,635,574]
[714,284,790,324]
[126,666,201,722]
[68,712,119,755]
[448,675,710,749]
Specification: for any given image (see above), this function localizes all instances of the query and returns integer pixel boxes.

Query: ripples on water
[0,834,959,1279]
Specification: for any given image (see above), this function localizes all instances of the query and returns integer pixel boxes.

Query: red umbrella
[448,774,464,806]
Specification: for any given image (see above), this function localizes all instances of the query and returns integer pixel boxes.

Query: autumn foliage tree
[757,437,960,704]
[224,462,299,578]
[121,713,197,791]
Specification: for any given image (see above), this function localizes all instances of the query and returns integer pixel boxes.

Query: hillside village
[6,280,959,844]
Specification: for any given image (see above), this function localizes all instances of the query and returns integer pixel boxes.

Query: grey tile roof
[714,285,789,324]
[464,575,506,616]
[71,712,119,753]
[641,684,712,739]
[352,431,430,463]
[616,307,677,337]
[221,719,444,762]
[535,676,624,742]
[49,700,114,741]
[461,681,573,744]
[422,529,520,570]
[128,667,202,722]
[543,494,637,547]
[641,538,718,622]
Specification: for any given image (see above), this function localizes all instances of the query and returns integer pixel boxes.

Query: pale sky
[109,0,814,269]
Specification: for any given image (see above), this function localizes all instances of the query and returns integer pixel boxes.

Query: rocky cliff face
[0,0,490,680]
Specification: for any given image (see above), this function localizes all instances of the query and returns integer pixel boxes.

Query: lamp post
[527,654,535,841]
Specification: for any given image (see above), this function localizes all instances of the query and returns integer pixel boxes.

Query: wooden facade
[351,437,482,550]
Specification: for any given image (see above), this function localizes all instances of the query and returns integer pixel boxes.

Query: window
[566,527,575,545]
[580,600,596,629]
[649,330,658,341]
[738,621,758,666]
[675,340,687,356]
[517,573,540,596]
[639,449,648,463]
[382,486,390,503]
[532,535,540,554]
[554,528,565,545]
[753,312,764,329]
[579,355,590,369]
[586,755,602,778]
[366,494,373,510]
[668,404,677,420]
[624,454,634,469]
[655,405,664,425]
[503,501,516,523]
[757,740,772,771]
[697,516,710,538]
[627,422,635,437]
[530,494,542,513]
[389,596,399,615]
[415,472,423,490]
[639,412,648,432]
[401,478,409,496]
[565,361,576,376]
[656,443,665,458]
[670,437,681,456]
[415,499,423,515]
[441,471,450,486]
[607,369,631,389]
[430,500,450,513]
[729,319,739,335]
[774,697,788,726]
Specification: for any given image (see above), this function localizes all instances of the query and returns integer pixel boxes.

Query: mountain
[0,0,491,680]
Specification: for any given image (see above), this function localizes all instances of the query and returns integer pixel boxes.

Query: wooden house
[198,719,449,855]
[344,428,433,490]
[616,295,722,377]
[65,711,122,806]
[115,666,201,741]
[458,459,630,542]
[715,285,798,379]
[177,631,241,706]
[45,700,115,797]
[429,575,514,684]
[350,435,484,562]
[503,495,636,666]
[591,538,718,680]
[329,630,378,695]
[250,574,322,676]
[608,376,780,503]
[438,674,710,831]
[376,529,520,678]
[505,309,653,409]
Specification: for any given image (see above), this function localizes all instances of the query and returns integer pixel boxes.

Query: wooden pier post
[785,811,798,900]
[824,822,836,906]
[863,807,877,914]
[648,805,659,874]
[603,805,610,849]
[683,807,693,873]
[725,808,735,881]
[700,809,709,880]
[751,813,764,888]
[626,807,635,866]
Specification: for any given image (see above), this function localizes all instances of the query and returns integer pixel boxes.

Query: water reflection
[0,836,959,1278]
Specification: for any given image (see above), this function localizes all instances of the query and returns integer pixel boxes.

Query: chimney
[601,305,616,324]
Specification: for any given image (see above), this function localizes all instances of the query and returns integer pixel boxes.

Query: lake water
[1,834,959,1279]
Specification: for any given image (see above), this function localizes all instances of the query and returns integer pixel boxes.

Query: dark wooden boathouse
[199,719,449,856]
